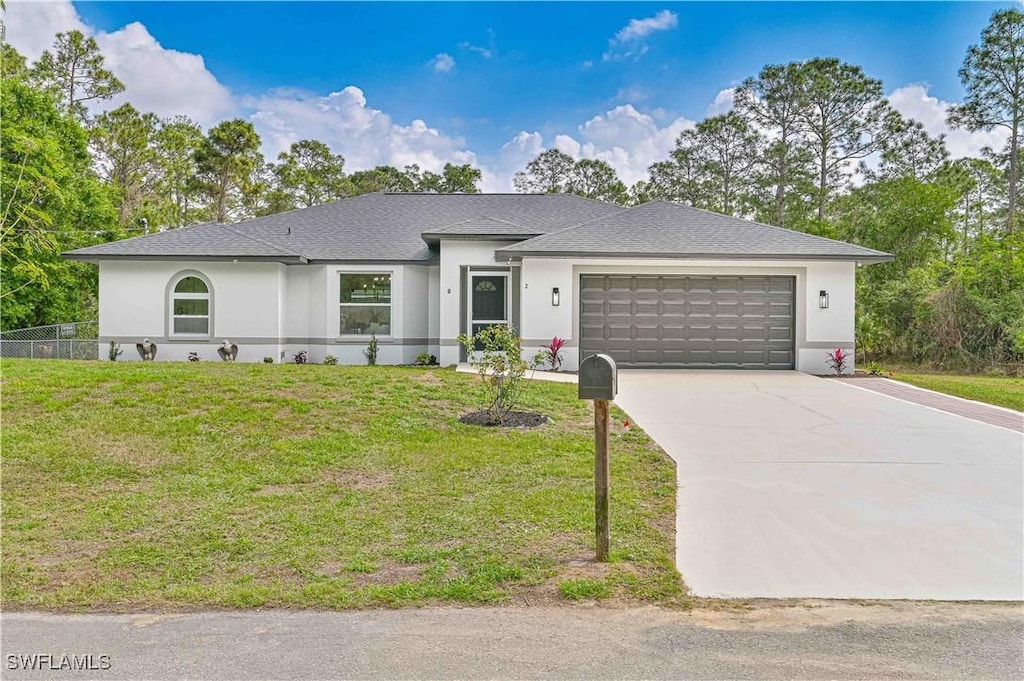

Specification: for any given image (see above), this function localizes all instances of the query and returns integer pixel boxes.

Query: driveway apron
[614,371,1023,600]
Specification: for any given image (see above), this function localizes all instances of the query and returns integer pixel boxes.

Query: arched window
[170,275,210,336]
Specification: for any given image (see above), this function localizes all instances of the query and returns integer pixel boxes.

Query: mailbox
[578,354,618,400]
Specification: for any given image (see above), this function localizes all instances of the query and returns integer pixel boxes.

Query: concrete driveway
[614,371,1023,600]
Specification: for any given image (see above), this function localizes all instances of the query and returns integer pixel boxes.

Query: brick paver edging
[833,376,1023,433]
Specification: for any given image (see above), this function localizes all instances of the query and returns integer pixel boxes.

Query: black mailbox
[578,354,618,400]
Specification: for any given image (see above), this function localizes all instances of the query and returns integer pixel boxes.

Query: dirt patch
[410,372,444,386]
[459,410,549,428]
[349,561,423,586]
[254,470,392,495]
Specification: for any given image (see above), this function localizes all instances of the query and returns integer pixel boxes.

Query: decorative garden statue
[136,338,157,361]
[217,340,239,362]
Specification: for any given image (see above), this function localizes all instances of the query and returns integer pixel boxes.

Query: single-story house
[65,193,891,373]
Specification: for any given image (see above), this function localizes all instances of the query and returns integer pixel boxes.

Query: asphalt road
[3,603,1022,680]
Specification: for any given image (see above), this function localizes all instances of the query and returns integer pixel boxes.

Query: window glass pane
[174,277,208,294]
[341,274,391,304]
[173,299,209,316]
[174,317,209,334]
[472,275,506,322]
[340,305,391,335]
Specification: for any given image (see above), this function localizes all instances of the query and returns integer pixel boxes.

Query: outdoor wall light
[552,287,560,306]
[819,289,829,309]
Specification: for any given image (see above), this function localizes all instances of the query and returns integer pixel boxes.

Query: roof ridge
[509,201,630,245]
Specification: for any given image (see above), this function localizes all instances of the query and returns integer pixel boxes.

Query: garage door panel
[580,274,795,369]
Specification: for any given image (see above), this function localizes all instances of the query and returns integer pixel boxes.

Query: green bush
[457,324,542,425]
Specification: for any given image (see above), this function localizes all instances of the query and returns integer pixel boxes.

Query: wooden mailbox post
[578,354,618,562]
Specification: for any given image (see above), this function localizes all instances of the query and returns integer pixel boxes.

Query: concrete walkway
[3,604,1022,680]
[614,371,1023,600]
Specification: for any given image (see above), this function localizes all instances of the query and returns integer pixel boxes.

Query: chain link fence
[0,322,100,360]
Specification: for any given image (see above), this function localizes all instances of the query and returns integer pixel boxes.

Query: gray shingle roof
[498,201,893,262]
[65,193,622,263]
[421,215,543,241]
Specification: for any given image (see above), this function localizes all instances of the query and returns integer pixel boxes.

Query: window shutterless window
[171,276,210,335]
[339,273,391,335]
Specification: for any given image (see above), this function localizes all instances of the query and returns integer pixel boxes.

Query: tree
[90,103,160,227]
[870,113,949,182]
[419,163,483,193]
[29,30,124,120]
[271,139,349,209]
[153,116,205,229]
[791,58,892,223]
[689,113,763,215]
[513,149,577,193]
[348,165,416,194]
[735,62,815,227]
[646,146,707,207]
[949,8,1024,232]
[514,150,627,204]
[1,50,118,328]
[192,119,264,222]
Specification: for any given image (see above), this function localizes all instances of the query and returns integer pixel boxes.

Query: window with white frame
[171,275,210,335]
[339,273,392,335]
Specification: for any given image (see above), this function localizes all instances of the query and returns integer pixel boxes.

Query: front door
[469,273,509,338]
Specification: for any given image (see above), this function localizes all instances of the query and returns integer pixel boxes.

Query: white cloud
[1,0,87,60]
[460,42,493,59]
[706,88,736,117]
[249,86,479,175]
[612,10,678,44]
[492,104,696,191]
[96,23,234,127]
[431,53,456,73]
[2,0,233,128]
[888,84,1008,159]
[603,10,677,62]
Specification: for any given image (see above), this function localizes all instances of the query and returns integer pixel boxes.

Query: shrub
[323,355,338,366]
[364,334,379,366]
[293,351,308,364]
[188,352,200,362]
[107,341,123,362]
[826,347,849,375]
[865,360,883,375]
[415,352,438,366]
[542,336,566,371]
[458,324,542,425]
[262,356,274,364]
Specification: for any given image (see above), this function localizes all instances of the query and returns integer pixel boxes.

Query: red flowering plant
[825,347,848,376]
[544,336,566,372]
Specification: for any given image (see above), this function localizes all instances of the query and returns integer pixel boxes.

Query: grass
[889,371,1024,411]
[0,360,684,611]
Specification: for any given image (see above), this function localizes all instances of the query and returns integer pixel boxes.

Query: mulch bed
[459,410,549,428]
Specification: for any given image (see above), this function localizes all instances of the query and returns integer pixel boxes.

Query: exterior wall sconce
[819,289,829,309]
[552,287,560,306]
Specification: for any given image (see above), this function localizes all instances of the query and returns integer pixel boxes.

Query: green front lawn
[891,371,1024,411]
[0,360,683,610]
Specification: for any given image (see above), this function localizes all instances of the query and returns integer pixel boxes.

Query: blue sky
[5,1,1015,189]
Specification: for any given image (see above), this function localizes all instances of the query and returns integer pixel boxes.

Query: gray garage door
[579,275,795,369]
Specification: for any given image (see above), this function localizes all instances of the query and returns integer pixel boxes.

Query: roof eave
[62,253,310,264]
[495,250,894,264]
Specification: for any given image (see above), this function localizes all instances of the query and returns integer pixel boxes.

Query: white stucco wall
[438,240,513,366]
[99,260,286,362]
[517,257,857,374]
[98,260,438,365]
